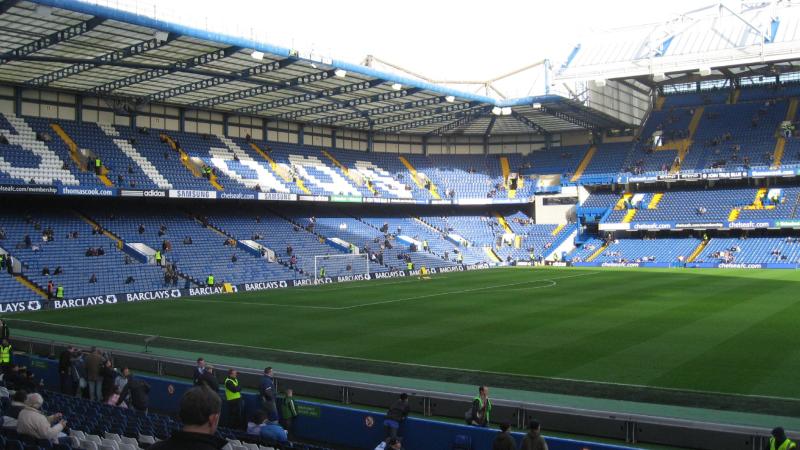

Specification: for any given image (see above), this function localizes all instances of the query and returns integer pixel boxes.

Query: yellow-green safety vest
[771,437,798,450]
[407,262,413,270]
[95,159,101,167]
[207,275,214,286]
[224,377,241,401]
[56,286,64,298]
[155,251,161,261]
[474,396,491,423]
[0,344,10,363]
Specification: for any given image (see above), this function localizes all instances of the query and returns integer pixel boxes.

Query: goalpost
[314,253,370,283]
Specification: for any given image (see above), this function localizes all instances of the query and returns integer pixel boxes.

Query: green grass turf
[9,267,800,403]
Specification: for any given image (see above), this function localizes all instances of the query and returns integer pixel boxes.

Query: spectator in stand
[280,388,298,437]
[138,224,145,234]
[520,419,548,450]
[492,423,516,450]
[260,366,278,421]
[247,410,289,444]
[2,389,28,427]
[196,364,219,393]
[375,437,403,450]
[89,273,97,284]
[57,347,76,395]
[100,359,118,400]
[84,347,104,402]
[17,393,68,445]
[384,392,410,439]
[117,369,150,412]
[150,386,227,450]
[0,318,9,340]
[115,367,130,402]
[193,358,206,386]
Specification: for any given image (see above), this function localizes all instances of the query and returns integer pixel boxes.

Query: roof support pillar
[13,86,20,116]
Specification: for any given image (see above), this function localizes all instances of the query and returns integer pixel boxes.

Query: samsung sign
[169,190,218,199]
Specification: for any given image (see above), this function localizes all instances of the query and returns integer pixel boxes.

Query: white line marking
[8,311,799,403]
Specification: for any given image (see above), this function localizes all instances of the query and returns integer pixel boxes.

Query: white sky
[129,0,707,95]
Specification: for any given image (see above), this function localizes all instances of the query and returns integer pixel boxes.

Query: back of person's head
[386,437,402,449]
[24,393,43,409]
[772,427,787,441]
[179,386,221,432]
[499,422,511,432]
[399,393,408,401]
[264,366,272,375]
[12,389,28,402]
[528,419,541,431]
[252,410,268,425]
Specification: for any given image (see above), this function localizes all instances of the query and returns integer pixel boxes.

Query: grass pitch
[10,267,800,408]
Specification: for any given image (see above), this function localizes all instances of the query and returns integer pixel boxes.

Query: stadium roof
[0,0,629,136]
[556,1,800,87]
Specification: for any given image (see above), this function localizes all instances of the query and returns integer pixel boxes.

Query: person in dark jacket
[193,357,206,386]
[149,386,227,450]
[519,419,548,450]
[259,367,278,421]
[493,423,516,450]
[100,359,117,400]
[58,347,75,395]
[0,319,9,340]
[117,370,150,412]
[384,393,410,438]
[198,365,219,393]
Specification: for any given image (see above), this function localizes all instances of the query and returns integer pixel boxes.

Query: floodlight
[391,83,402,91]
[699,67,712,76]
[334,69,347,78]
[153,31,169,42]
[532,102,542,109]
[492,106,502,116]
[251,51,265,61]
[653,73,666,82]
[445,95,455,103]
[501,107,512,116]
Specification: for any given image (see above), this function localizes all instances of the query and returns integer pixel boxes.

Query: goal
[314,253,370,283]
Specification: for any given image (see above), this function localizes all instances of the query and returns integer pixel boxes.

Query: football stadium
[2,0,800,449]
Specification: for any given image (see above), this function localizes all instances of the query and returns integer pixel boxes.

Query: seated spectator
[247,410,288,444]
[183,236,193,245]
[150,386,226,450]
[125,276,135,284]
[53,266,63,275]
[17,393,68,444]
[231,254,238,263]
[138,224,145,234]
[41,266,50,276]
[89,273,97,284]
[2,390,28,427]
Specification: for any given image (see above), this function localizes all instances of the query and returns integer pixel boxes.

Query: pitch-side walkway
[14,327,800,434]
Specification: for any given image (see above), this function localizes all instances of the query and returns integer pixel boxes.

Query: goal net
[314,253,370,283]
